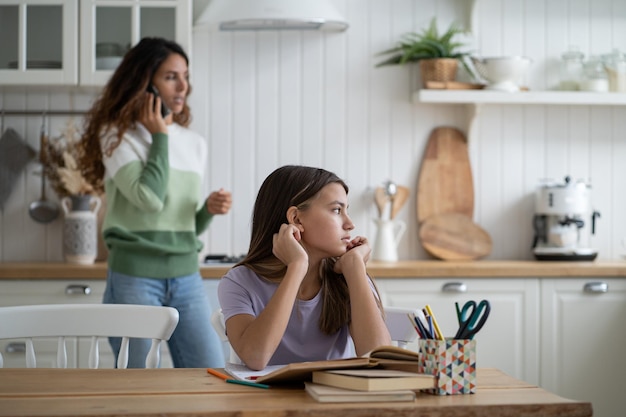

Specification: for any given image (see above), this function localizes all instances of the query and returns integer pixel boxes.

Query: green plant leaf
[374,16,469,67]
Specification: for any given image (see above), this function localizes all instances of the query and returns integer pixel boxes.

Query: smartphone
[146,84,171,118]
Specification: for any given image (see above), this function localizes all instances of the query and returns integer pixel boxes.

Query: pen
[413,314,431,339]
[226,379,271,389]
[207,368,230,381]
[407,313,423,338]
[425,304,445,341]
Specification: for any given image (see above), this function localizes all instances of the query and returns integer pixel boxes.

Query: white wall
[1,0,625,262]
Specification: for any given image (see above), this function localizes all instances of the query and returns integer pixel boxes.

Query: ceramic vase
[61,194,102,264]
[372,218,406,262]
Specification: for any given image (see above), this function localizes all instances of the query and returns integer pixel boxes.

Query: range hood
[195,0,348,31]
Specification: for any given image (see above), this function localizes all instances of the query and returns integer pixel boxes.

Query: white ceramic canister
[61,194,102,264]
[372,218,406,262]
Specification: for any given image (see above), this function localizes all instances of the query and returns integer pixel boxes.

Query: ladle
[384,180,397,219]
[29,120,60,223]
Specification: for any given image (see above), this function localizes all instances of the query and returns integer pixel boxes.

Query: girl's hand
[139,92,168,134]
[272,223,308,268]
[206,188,232,215]
[334,236,370,275]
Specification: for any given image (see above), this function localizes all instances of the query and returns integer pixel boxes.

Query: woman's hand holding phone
[141,86,168,134]
[146,85,171,118]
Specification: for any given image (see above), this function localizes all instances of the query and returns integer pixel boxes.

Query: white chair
[0,304,179,369]
[210,305,420,364]
[210,308,242,364]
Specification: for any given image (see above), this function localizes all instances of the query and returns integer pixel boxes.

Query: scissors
[454,300,491,340]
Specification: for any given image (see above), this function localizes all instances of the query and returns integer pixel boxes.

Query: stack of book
[306,368,435,403]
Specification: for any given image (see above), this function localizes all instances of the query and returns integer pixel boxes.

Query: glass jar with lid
[559,46,584,90]
[580,56,608,92]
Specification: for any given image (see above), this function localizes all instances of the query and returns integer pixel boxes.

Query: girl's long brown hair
[78,37,192,193]
[237,165,383,334]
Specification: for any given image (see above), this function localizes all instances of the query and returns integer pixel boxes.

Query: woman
[78,37,231,368]
[218,165,391,370]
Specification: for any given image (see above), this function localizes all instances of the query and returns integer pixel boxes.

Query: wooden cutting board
[417,127,474,224]
[419,213,492,261]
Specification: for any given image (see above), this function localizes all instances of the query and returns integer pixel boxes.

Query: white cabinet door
[540,278,626,417]
[0,0,78,85]
[79,0,191,86]
[0,280,173,368]
[377,278,540,385]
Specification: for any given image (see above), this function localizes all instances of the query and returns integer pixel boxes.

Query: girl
[218,165,391,370]
[78,37,231,368]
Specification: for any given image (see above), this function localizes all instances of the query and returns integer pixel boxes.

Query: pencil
[425,304,445,341]
[207,368,230,381]
[226,379,270,389]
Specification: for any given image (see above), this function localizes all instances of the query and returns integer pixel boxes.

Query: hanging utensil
[28,116,60,223]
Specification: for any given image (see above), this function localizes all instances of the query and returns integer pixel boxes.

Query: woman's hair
[238,165,383,334]
[78,37,191,193]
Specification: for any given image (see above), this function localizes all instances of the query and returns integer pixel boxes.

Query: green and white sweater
[101,123,213,279]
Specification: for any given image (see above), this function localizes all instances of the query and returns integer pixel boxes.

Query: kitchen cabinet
[376,278,541,385]
[540,278,626,417]
[0,280,174,368]
[0,0,78,85]
[0,0,191,86]
[79,0,191,86]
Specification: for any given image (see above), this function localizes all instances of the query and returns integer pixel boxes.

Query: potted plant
[375,17,471,87]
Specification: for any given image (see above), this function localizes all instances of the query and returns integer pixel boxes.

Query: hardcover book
[304,382,416,403]
[311,368,435,392]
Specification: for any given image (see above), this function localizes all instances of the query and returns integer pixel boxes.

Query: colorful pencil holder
[417,338,477,395]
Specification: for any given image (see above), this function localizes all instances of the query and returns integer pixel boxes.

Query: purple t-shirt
[218,265,353,365]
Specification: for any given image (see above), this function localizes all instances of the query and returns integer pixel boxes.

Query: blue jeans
[103,270,225,368]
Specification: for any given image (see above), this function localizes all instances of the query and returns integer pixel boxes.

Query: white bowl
[96,56,122,70]
[471,56,531,92]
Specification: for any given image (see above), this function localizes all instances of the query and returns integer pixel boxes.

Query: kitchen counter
[0,260,625,279]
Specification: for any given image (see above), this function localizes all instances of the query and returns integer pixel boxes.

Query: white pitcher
[372,218,406,262]
[61,194,102,264]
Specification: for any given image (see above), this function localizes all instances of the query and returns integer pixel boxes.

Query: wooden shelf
[414,90,626,106]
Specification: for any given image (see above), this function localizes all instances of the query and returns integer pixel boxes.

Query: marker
[207,368,230,381]
[226,379,270,389]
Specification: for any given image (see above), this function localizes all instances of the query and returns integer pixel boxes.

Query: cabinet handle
[442,282,467,293]
[6,342,26,353]
[65,285,92,296]
[583,281,608,294]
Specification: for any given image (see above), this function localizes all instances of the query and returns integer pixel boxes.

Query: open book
[225,345,422,385]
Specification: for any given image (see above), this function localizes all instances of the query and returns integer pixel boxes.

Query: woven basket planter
[419,58,459,87]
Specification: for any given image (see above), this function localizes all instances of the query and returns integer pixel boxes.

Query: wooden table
[0,368,592,417]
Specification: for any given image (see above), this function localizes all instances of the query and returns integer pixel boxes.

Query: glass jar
[602,49,626,92]
[559,47,584,90]
[580,56,608,92]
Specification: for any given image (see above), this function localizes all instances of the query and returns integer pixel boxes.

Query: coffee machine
[532,176,600,261]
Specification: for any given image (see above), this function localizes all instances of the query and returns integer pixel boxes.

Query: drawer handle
[6,342,26,353]
[442,282,467,293]
[65,284,92,295]
[583,281,608,294]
